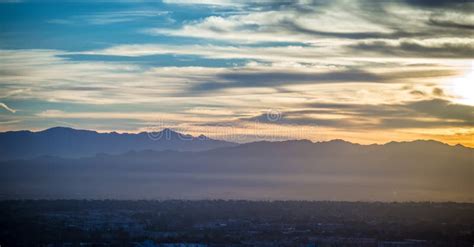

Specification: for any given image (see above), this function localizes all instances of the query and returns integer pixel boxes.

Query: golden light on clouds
[452,61,474,106]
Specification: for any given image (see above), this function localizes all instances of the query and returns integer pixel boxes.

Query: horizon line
[1,125,470,149]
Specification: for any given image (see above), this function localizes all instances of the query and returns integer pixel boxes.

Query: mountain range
[0,127,472,202]
[0,127,236,161]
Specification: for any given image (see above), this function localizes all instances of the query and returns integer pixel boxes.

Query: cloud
[163,0,240,6]
[78,43,346,66]
[0,48,464,113]
[278,19,419,40]
[241,99,474,129]
[410,90,426,96]
[148,3,393,44]
[428,18,474,30]
[403,0,473,8]
[240,112,351,128]
[191,70,383,92]
[0,102,16,113]
[36,110,211,123]
[432,87,445,97]
[186,67,458,93]
[351,39,474,58]
[310,99,474,122]
[47,10,169,25]
[147,0,472,47]
[406,99,474,124]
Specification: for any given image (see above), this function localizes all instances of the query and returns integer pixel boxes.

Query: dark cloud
[279,19,420,40]
[350,40,474,58]
[428,18,474,30]
[188,67,456,94]
[254,1,473,47]
[275,1,471,42]
[240,99,474,129]
[0,70,22,77]
[403,0,473,8]
[249,0,472,12]
[219,70,381,84]
[248,0,331,12]
[407,99,474,123]
[432,87,445,97]
[410,90,426,96]
[306,102,414,119]
[191,70,383,92]
[240,111,355,128]
[315,99,474,124]
[377,117,469,129]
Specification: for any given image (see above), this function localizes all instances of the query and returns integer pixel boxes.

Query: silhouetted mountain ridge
[0,126,236,161]
[0,127,472,201]
[1,127,470,162]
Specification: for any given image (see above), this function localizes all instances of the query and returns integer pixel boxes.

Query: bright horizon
[4,125,473,148]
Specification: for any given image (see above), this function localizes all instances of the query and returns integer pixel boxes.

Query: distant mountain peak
[146,128,185,137]
[0,126,237,161]
[160,128,176,133]
[385,139,447,147]
[42,126,75,132]
[325,139,354,145]
[40,126,97,134]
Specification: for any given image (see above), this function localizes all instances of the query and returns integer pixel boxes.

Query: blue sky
[0,1,222,50]
[0,0,473,146]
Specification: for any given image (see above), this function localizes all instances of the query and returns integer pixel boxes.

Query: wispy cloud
[148,0,473,46]
[240,99,474,130]
[0,102,16,113]
[351,38,474,58]
[48,10,168,25]
[163,0,241,6]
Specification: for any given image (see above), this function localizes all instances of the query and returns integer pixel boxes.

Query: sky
[0,0,473,146]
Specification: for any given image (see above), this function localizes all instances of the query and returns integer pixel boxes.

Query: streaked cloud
[162,0,239,6]
[148,0,473,46]
[0,102,16,113]
[351,38,474,58]
[48,10,169,25]
[241,99,474,129]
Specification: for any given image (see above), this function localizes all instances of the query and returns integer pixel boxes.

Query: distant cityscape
[1,200,473,246]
